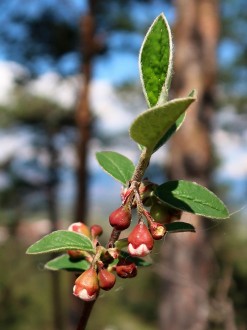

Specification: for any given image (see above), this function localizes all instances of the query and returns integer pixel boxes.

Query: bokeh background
[0,0,246,329]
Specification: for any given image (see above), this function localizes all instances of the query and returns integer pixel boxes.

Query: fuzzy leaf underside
[26,230,95,254]
[153,113,186,152]
[166,221,196,233]
[155,181,229,219]
[129,96,195,152]
[140,13,173,107]
[96,151,135,185]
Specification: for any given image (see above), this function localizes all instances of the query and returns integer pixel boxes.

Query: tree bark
[158,1,219,329]
[74,10,94,223]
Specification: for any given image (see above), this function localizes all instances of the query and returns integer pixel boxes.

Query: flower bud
[90,224,103,238]
[73,268,99,301]
[149,221,166,240]
[98,269,116,291]
[128,222,153,257]
[67,249,85,259]
[68,222,91,259]
[116,260,137,278]
[109,206,131,230]
[68,222,91,237]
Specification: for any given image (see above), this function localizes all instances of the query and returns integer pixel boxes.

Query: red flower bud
[149,221,166,240]
[68,222,91,237]
[116,260,137,278]
[73,268,99,301]
[109,206,131,230]
[98,269,116,291]
[67,250,85,259]
[128,221,153,257]
[90,224,103,238]
[68,222,91,259]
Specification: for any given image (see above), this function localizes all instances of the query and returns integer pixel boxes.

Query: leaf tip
[188,89,197,99]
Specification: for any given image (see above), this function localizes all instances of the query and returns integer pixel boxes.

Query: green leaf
[26,230,95,255]
[152,90,196,151]
[129,96,195,152]
[153,113,186,152]
[120,251,152,267]
[154,181,229,219]
[139,13,173,107]
[166,221,196,233]
[96,151,135,185]
[45,254,90,272]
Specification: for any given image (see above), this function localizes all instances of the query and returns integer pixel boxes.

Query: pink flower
[73,268,99,301]
[128,222,154,257]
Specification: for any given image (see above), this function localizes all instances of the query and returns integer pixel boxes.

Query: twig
[76,300,96,330]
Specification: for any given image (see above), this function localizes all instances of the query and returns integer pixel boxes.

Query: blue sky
[0,0,246,218]
[0,0,173,82]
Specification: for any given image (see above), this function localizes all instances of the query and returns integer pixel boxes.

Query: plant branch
[107,148,152,248]
[107,228,121,248]
[131,147,152,182]
[76,300,96,330]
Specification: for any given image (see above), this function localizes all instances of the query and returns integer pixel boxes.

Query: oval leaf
[166,221,196,233]
[129,96,195,152]
[45,254,90,272]
[96,151,135,185]
[139,13,173,107]
[153,91,195,151]
[153,113,186,153]
[26,230,95,255]
[155,180,229,219]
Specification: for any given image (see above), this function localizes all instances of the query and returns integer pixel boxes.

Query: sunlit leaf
[155,181,229,219]
[129,96,195,152]
[96,151,135,185]
[140,13,173,107]
[26,230,95,254]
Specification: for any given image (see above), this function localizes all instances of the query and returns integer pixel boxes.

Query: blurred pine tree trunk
[74,4,94,223]
[158,1,219,329]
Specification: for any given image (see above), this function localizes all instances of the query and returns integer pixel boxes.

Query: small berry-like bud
[73,268,99,301]
[109,206,131,230]
[68,222,91,259]
[149,221,166,240]
[68,222,91,237]
[98,269,116,291]
[68,250,85,259]
[128,222,153,257]
[90,224,103,238]
[116,260,137,278]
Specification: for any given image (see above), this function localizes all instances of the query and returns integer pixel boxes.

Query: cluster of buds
[73,265,117,301]
[68,222,139,301]
[110,179,169,257]
[69,178,181,302]
[67,222,103,260]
